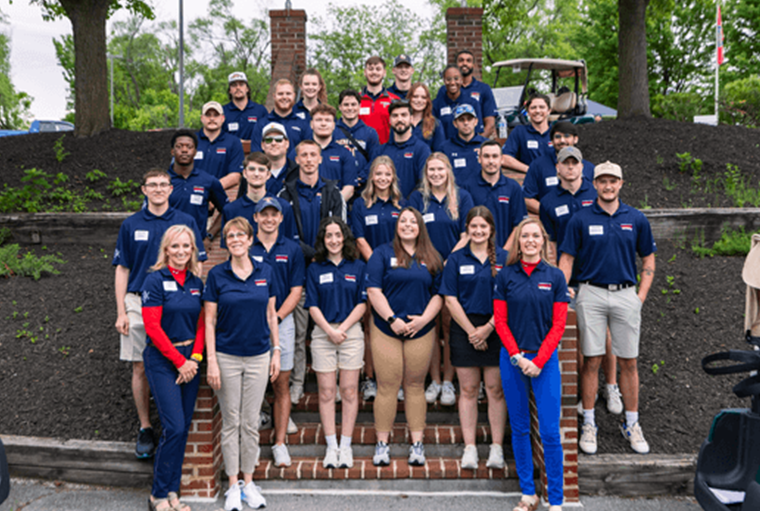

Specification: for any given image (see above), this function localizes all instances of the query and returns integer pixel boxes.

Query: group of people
[112,51,656,511]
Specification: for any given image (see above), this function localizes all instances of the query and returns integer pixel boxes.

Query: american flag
[717,6,724,66]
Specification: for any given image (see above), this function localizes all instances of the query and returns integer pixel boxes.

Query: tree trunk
[59,0,111,137]
[617,0,651,118]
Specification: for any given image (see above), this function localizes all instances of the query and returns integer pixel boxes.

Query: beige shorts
[310,321,364,372]
[576,284,642,359]
[119,293,147,362]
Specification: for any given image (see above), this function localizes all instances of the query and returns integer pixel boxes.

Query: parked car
[0,120,75,138]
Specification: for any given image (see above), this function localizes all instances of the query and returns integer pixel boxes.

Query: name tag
[545,176,559,186]
[296,112,306,120]
[228,122,239,131]
[589,225,604,236]
[365,215,378,226]
[440,106,452,116]
[555,204,569,217]
[423,213,435,223]
[359,107,370,115]
[320,273,334,284]
[527,140,539,150]
[459,265,475,275]
[390,257,398,267]
[134,230,149,241]
[190,194,204,205]
[163,281,178,292]
[253,256,263,262]
[454,158,466,168]
[194,151,203,160]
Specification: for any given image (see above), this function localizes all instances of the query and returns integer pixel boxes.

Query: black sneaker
[135,427,155,459]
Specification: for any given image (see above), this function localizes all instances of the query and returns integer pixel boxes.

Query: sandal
[512,494,540,511]
[148,496,172,511]
[167,492,191,511]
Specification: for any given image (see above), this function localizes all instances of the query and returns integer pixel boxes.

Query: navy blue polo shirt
[439,245,508,315]
[266,159,297,197]
[223,100,269,141]
[441,134,488,185]
[523,152,595,201]
[379,135,431,198]
[408,189,474,260]
[350,196,404,251]
[195,130,245,180]
[293,99,312,123]
[202,258,278,357]
[293,178,329,248]
[250,110,313,161]
[412,119,446,153]
[366,243,442,339]
[501,124,552,167]
[220,194,298,248]
[167,165,228,239]
[334,119,381,181]
[462,173,527,248]
[493,260,570,352]
[387,82,408,100]
[432,92,484,141]
[305,258,367,323]
[559,201,657,285]
[250,235,305,310]
[460,78,498,125]
[141,268,204,344]
[318,140,359,188]
[113,207,207,293]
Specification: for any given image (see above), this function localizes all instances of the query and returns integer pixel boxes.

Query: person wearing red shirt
[359,56,400,145]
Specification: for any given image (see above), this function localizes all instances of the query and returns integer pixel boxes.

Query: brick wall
[445,8,483,80]
[266,10,308,111]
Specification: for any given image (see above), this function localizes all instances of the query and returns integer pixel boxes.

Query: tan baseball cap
[594,161,623,180]
[201,101,224,115]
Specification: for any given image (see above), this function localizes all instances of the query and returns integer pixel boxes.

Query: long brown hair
[392,207,442,275]
[506,217,552,267]
[408,82,435,139]
[362,156,402,209]
[420,153,460,220]
[465,206,498,277]
[300,68,328,105]
[314,217,359,263]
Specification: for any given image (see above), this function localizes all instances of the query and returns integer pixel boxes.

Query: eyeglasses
[552,133,575,140]
[263,136,285,144]
[225,231,249,240]
[144,182,171,190]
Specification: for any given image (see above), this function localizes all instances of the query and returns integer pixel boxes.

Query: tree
[33,0,154,137]
[617,0,651,117]
[0,11,32,128]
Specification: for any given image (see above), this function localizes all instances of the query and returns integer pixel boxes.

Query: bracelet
[272,346,282,352]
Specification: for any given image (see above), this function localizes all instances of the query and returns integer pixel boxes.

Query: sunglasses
[263,136,285,144]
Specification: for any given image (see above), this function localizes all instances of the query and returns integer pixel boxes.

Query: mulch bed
[0,119,758,454]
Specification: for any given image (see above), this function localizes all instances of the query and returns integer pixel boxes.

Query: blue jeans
[500,349,563,506]
[144,344,200,498]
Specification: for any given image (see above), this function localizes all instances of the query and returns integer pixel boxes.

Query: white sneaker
[259,411,272,430]
[290,384,304,405]
[361,378,377,401]
[286,416,298,435]
[272,443,292,467]
[323,446,339,468]
[460,444,479,469]
[335,386,341,403]
[397,387,404,401]
[338,445,354,468]
[620,421,650,454]
[478,381,486,401]
[241,481,266,509]
[605,384,624,415]
[440,381,456,406]
[408,441,426,466]
[373,441,390,466]
[486,443,505,469]
[224,480,244,511]
[577,393,599,416]
[579,423,598,454]
[549,506,563,511]
[425,381,442,403]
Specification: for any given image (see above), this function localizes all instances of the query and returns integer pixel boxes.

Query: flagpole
[715,2,721,123]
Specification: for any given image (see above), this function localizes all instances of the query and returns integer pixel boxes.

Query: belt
[173,340,193,347]
[581,281,634,292]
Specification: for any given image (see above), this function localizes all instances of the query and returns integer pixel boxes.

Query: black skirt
[449,313,502,367]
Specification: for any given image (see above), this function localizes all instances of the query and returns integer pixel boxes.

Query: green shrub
[720,76,760,128]
[0,244,66,280]
[652,92,711,122]
[692,225,755,258]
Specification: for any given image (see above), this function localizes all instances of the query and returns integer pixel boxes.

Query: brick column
[267,9,307,111]
[529,310,579,504]
[445,7,483,80]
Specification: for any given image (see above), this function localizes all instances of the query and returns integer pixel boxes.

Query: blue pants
[500,349,563,506]
[144,344,200,498]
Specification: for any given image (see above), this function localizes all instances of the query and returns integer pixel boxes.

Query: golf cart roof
[492,58,587,72]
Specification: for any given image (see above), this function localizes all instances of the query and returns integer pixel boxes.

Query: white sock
[606,383,619,393]
[625,411,639,427]
[325,434,338,449]
[583,409,596,427]
[340,435,352,449]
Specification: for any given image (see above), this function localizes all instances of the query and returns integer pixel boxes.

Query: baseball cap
[557,146,583,163]
[262,122,288,138]
[202,101,224,115]
[453,103,477,120]
[394,54,413,67]
[228,71,248,84]
[593,161,623,180]
[254,197,283,214]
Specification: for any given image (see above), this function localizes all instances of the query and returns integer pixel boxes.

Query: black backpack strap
[338,125,370,162]
[702,350,760,375]
[733,374,760,399]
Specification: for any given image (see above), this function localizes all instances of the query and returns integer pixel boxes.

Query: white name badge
[134,230,149,241]
[194,151,203,160]
[296,112,306,120]
[253,256,263,262]
[555,204,570,217]
[423,213,435,223]
[454,158,467,168]
[440,106,452,116]
[589,225,604,236]
[228,122,239,131]
[390,257,398,267]
[190,194,204,205]
[460,265,475,275]
[527,140,539,149]
[365,215,378,226]
[359,107,370,115]
[545,176,559,186]
[163,281,178,292]
[320,273,334,284]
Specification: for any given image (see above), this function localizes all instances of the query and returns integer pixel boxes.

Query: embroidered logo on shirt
[296,112,306,120]
[391,212,399,218]
[404,152,413,159]
[216,148,227,154]
[255,279,267,286]
[193,186,204,193]
[498,196,510,204]
[248,116,257,122]
[538,282,552,291]
[470,92,481,101]
[329,155,340,162]
[621,223,633,231]
[495,265,503,272]
[275,255,289,263]
[190,289,201,296]
[345,274,357,283]
[142,290,150,302]
[582,200,594,207]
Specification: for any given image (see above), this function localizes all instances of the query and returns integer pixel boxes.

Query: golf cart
[491,58,596,135]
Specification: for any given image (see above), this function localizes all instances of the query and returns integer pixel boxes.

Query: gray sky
[4,0,435,122]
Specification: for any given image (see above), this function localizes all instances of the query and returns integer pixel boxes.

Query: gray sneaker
[397,387,404,401]
[290,384,304,405]
[408,441,426,466]
[259,411,273,430]
[286,416,298,435]
[373,441,390,466]
[440,381,456,406]
[425,381,441,403]
[272,443,292,467]
[361,378,377,401]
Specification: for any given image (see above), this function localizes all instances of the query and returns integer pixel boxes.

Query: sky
[3,0,435,122]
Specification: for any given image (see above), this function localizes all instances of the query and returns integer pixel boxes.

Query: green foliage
[720,76,760,128]
[107,177,141,197]
[0,12,32,129]
[692,225,755,258]
[0,244,66,280]
[652,92,712,122]
[85,169,107,182]
[723,164,760,207]
[0,168,52,213]
[0,227,10,245]
[53,135,70,163]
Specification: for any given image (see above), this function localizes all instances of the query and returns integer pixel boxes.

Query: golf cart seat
[549,87,577,121]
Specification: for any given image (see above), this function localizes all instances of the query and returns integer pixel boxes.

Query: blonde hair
[223,216,254,240]
[420,153,460,221]
[362,156,402,209]
[506,217,553,266]
[150,225,201,277]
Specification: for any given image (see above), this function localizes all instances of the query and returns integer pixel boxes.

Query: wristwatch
[510,353,523,366]
[191,353,203,363]
[387,315,397,324]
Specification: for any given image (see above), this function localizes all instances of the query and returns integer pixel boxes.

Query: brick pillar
[267,9,307,111]
[445,7,483,81]
[529,311,579,504]
[181,371,222,500]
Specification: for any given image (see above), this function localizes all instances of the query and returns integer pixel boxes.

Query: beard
[392,123,410,135]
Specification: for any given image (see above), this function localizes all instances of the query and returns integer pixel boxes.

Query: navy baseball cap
[254,197,283,214]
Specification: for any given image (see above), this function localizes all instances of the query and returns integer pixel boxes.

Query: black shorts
[449,313,502,367]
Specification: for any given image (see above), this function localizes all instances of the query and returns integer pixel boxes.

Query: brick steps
[285,392,492,414]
